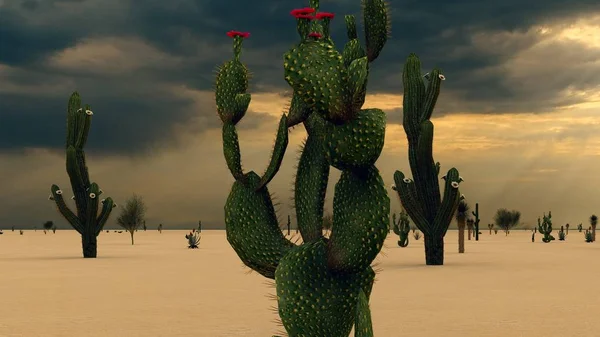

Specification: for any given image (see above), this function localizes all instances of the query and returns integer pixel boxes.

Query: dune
[0,229,597,337]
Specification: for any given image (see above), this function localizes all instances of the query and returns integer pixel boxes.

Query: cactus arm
[342,15,367,68]
[421,69,443,121]
[285,94,311,128]
[295,133,330,243]
[393,171,430,235]
[433,168,462,235]
[256,114,289,190]
[347,57,369,112]
[326,166,389,273]
[95,197,115,236]
[402,54,426,140]
[392,213,400,235]
[354,289,374,337]
[65,146,86,215]
[225,172,295,279]
[362,0,389,63]
[222,123,245,181]
[435,162,441,176]
[415,120,442,217]
[50,184,83,234]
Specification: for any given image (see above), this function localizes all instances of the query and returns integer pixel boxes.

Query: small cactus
[577,223,583,232]
[392,210,410,247]
[185,230,201,249]
[558,225,566,241]
[488,223,494,235]
[584,229,593,243]
[537,212,555,243]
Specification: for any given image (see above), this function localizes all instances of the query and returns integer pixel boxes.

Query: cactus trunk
[592,224,596,242]
[458,221,465,253]
[424,235,444,265]
[82,234,97,258]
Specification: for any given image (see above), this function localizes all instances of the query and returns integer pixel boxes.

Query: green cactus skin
[472,203,480,241]
[392,210,411,247]
[537,212,555,243]
[584,229,593,243]
[558,225,566,241]
[215,0,390,335]
[392,54,463,265]
[49,92,115,258]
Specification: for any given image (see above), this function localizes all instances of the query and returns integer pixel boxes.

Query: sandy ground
[0,228,598,337]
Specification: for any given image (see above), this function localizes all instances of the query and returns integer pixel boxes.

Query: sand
[0,229,598,337]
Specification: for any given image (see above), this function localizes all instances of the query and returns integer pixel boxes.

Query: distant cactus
[466,219,474,241]
[565,223,569,235]
[584,229,593,243]
[197,220,202,233]
[392,210,410,247]
[488,223,494,235]
[538,212,555,243]
[531,229,535,242]
[472,203,481,241]
[494,229,498,234]
[215,0,390,335]
[19,230,23,235]
[48,92,116,258]
[158,223,163,233]
[577,223,583,232]
[185,230,201,248]
[589,215,597,242]
[558,225,566,241]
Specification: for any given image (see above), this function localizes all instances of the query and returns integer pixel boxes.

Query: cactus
[537,212,555,243]
[488,223,494,235]
[48,92,116,258]
[584,229,593,243]
[391,53,463,265]
[214,0,390,335]
[158,223,163,233]
[558,225,566,241]
[185,230,201,248]
[577,223,583,232]
[565,223,569,235]
[589,215,597,242]
[531,229,535,242]
[197,220,202,233]
[392,210,411,247]
[472,203,480,241]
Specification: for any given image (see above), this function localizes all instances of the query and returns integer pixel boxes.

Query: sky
[1,0,600,230]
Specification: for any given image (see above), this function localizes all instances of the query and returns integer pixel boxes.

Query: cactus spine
[49,92,116,258]
[392,210,410,247]
[214,0,390,335]
[392,54,463,265]
[537,212,555,243]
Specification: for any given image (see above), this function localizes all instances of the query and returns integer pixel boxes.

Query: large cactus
[538,212,555,243]
[214,0,389,335]
[392,54,463,265]
[48,92,116,258]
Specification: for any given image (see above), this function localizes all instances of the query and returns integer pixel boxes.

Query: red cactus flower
[290,7,316,16]
[295,14,316,20]
[226,30,250,38]
[308,32,322,38]
[315,12,335,20]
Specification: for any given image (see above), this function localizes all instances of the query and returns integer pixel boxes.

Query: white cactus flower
[451,181,459,188]
[89,192,96,199]
[439,74,446,80]
[55,189,63,195]
[85,109,93,116]
[403,178,412,183]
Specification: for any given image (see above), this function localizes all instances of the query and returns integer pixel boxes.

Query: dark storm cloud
[0,0,598,154]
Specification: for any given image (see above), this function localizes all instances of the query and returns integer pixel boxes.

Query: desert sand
[0,229,598,337]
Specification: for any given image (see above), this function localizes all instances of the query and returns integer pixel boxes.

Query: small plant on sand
[197,220,202,233]
[558,225,566,241]
[577,223,583,232]
[488,223,494,234]
[19,230,23,235]
[215,0,390,334]
[116,193,147,245]
[589,215,597,242]
[538,212,555,243]
[48,92,116,258]
[531,229,536,242]
[185,229,201,248]
[471,202,481,240]
[494,208,521,235]
[42,220,54,234]
[158,223,163,233]
[392,210,410,247]
[584,229,593,243]
[565,223,569,235]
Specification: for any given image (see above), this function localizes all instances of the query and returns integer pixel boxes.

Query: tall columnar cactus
[472,202,480,241]
[537,212,555,243]
[214,0,389,336]
[558,225,566,241]
[392,54,463,265]
[48,92,116,258]
[392,210,411,247]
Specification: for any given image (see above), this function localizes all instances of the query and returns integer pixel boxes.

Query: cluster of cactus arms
[185,230,201,248]
[584,229,593,243]
[48,92,116,258]
[214,0,390,335]
[537,212,555,243]
[472,203,480,241]
[391,54,463,265]
[392,210,411,247]
[558,225,566,241]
